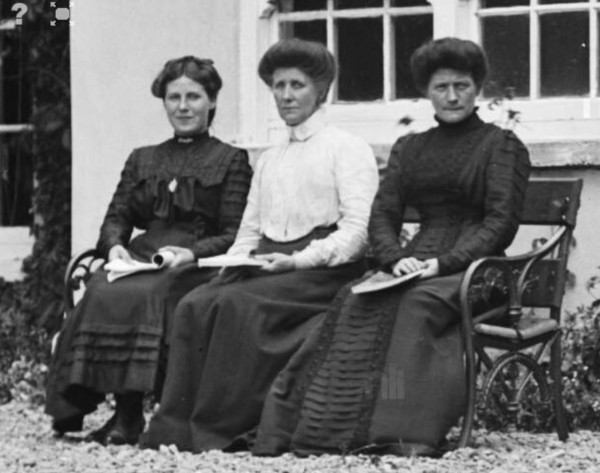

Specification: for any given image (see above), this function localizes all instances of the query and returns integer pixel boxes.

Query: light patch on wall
[0,227,34,281]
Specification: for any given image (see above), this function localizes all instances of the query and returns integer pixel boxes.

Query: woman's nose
[446,86,458,102]
[177,99,189,110]
[281,85,293,100]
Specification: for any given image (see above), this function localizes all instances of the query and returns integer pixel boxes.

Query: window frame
[239,0,600,147]
[277,0,434,102]
[476,0,600,99]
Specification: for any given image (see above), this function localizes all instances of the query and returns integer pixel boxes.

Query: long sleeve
[368,137,409,268]
[291,136,379,269]
[226,151,267,256]
[437,130,531,275]
[192,149,253,258]
[96,150,138,258]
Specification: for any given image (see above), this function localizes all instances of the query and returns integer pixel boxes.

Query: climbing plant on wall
[0,0,71,402]
[18,1,71,332]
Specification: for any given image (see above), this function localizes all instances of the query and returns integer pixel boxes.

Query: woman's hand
[420,258,440,279]
[392,257,427,276]
[392,257,440,279]
[255,253,296,273]
[108,245,133,263]
[158,246,195,268]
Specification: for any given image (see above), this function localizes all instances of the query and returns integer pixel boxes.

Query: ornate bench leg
[480,352,550,432]
[458,342,477,448]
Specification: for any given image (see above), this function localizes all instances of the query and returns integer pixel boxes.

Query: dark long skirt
[252,272,466,456]
[45,263,216,425]
[142,261,366,452]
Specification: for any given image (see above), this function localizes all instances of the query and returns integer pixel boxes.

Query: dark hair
[151,56,222,126]
[258,38,337,104]
[410,37,488,95]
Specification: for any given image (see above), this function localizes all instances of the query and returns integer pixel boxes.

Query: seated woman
[251,37,531,456]
[142,38,379,452]
[45,56,252,445]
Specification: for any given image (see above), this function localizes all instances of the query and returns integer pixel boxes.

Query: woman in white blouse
[142,38,378,453]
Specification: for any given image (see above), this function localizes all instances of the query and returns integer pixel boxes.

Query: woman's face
[426,68,478,124]
[271,67,321,127]
[164,75,215,136]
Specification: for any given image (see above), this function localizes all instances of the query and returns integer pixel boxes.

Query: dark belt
[255,225,338,256]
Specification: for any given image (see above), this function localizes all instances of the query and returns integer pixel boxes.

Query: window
[0,3,33,226]
[479,0,600,99]
[277,0,433,101]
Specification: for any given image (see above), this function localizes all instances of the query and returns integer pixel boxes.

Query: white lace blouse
[227,109,378,269]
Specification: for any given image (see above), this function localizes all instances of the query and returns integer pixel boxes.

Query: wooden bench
[62,177,583,448]
[452,177,582,447]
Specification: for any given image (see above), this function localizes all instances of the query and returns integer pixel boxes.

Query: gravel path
[1,401,599,472]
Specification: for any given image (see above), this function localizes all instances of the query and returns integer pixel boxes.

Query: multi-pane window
[479,0,600,98]
[0,2,33,226]
[278,0,433,101]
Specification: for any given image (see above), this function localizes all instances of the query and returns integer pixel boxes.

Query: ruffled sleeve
[191,148,252,258]
[368,135,410,268]
[96,149,139,258]
[436,129,531,275]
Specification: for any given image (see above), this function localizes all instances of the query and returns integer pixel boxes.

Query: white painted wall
[70,0,241,253]
[67,1,600,320]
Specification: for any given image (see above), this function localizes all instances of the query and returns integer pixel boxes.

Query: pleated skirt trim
[290,286,400,454]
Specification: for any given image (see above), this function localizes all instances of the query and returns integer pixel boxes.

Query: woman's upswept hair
[258,38,337,104]
[410,37,488,95]
[151,56,222,126]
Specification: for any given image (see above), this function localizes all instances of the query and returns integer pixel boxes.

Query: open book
[197,254,266,269]
[351,269,425,295]
[104,250,175,283]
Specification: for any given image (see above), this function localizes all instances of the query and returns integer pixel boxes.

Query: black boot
[52,414,84,437]
[85,412,117,444]
[106,391,145,445]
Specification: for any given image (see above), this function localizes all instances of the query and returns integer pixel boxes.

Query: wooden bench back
[403,178,583,310]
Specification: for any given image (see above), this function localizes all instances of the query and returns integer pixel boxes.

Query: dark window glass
[539,0,587,4]
[281,0,327,12]
[336,18,383,101]
[482,15,530,97]
[394,15,433,98]
[0,4,33,226]
[390,0,430,6]
[334,0,382,9]
[279,20,327,44]
[481,0,529,7]
[540,12,589,96]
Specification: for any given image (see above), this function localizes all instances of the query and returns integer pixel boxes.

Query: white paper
[197,254,266,268]
[351,269,425,295]
[105,250,175,282]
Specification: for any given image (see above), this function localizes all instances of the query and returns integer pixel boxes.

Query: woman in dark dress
[142,39,379,453]
[252,37,531,456]
[45,56,252,445]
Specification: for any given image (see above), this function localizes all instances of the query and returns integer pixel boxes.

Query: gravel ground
[1,401,599,473]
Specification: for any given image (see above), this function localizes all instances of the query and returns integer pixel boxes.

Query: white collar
[287,109,326,142]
